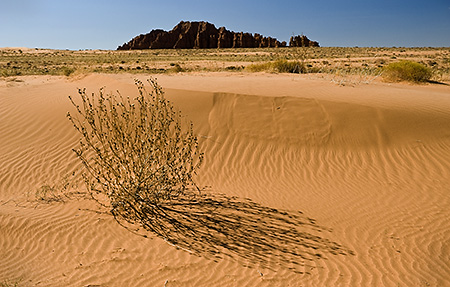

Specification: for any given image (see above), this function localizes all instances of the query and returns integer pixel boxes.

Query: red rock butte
[117,21,319,50]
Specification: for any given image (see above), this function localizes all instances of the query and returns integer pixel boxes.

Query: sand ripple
[1,74,450,286]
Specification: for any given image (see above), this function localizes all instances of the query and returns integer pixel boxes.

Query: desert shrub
[62,66,75,76]
[225,65,244,71]
[169,63,185,73]
[246,59,306,73]
[272,59,306,73]
[246,61,272,72]
[1,68,21,77]
[67,78,203,230]
[383,60,432,83]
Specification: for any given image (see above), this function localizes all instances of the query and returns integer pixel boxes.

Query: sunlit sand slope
[1,74,449,286]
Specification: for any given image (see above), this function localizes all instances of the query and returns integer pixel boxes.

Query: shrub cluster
[383,60,432,83]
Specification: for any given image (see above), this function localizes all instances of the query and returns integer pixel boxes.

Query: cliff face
[117,21,319,50]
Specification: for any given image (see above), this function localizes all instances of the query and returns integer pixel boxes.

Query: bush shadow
[115,191,354,273]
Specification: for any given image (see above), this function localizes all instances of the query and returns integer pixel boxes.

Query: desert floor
[1,72,450,286]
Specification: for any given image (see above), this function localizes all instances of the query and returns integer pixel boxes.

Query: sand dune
[1,73,449,286]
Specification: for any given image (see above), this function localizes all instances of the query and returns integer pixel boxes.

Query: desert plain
[1,47,450,286]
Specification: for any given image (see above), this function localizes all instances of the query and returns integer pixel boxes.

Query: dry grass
[246,59,307,73]
[0,47,448,82]
[0,279,21,287]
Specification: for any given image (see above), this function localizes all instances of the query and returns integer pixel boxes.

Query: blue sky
[1,0,449,49]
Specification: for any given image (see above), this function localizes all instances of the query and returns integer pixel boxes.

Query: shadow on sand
[114,191,354,273]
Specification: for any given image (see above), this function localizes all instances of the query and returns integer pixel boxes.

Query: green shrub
[383,60,432,83]
[67,78,203,230]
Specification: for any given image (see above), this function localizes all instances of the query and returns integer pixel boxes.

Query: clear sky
[1,0,449,50]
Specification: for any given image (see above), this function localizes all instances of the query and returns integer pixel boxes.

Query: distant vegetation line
[0,47,449,83]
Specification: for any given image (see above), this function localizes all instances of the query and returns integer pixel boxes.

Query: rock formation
[117,21,318,50]
[289,35,319,48]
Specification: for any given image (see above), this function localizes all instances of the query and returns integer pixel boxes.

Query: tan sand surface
[1,73,449,286]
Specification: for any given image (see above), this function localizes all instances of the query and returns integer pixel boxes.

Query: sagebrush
[67,78,203,231]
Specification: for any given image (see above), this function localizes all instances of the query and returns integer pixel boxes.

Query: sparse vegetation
[246,61,273,72]
[34,173,81,203]
[383,60,433,83]
[67,78,203,232]
[246,59,306,73]
[35,183,66,202]
[321,66,384,86]
[168,63,185,73]
[0,47,448,82]
[0,279,21,287]
[62,66,76,77]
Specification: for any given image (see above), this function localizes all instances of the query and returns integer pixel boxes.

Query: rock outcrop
[289,35,319,48]
[117,21,318,50]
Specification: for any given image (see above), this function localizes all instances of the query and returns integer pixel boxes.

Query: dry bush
[34,173,83,203]
[246,61,273,72]
[67,78,203,232]
[35,183,67,203]
[273,59,306,73]
[383,60,432,83]
[246,59,306,73]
